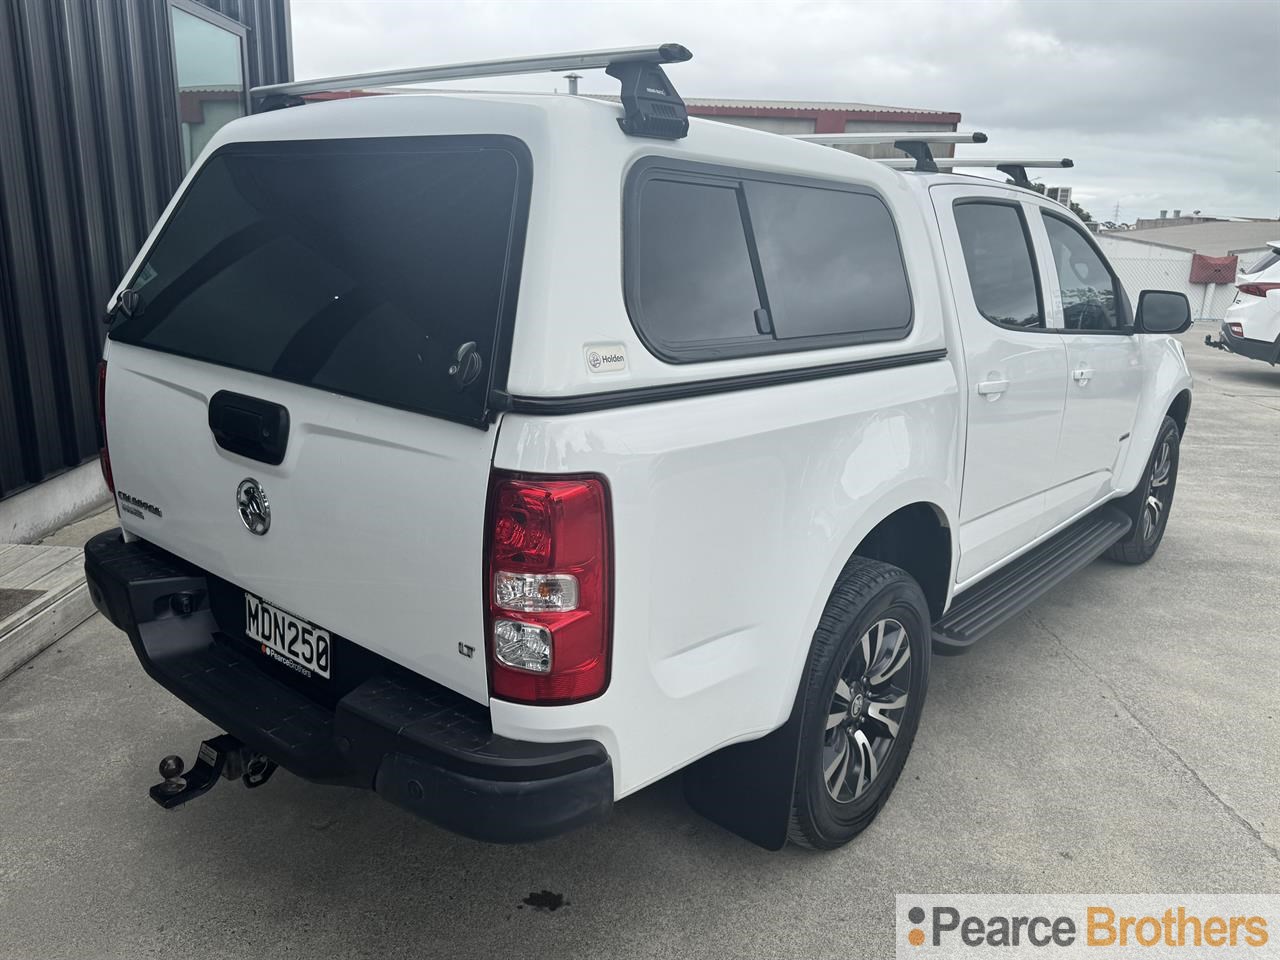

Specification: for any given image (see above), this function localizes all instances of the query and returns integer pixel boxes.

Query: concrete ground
[1,326,1276,959]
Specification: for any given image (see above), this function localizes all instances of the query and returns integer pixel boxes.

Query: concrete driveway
[1,327,1276,959]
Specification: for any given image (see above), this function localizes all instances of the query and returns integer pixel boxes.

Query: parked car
[1206,242,1280,365]
[84,46,1194,851]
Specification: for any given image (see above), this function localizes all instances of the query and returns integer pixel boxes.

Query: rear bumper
[84,530,612,842]
[1215,321,1279,363]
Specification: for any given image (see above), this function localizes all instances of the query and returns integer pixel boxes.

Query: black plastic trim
[622,156,915,364]
[1218,321,1280,363]
[932,503,1132,654]
[83,530,613,843]
[494,348,948,415]
[208,390,290,465]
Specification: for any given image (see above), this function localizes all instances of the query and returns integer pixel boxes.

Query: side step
[933,505,1131,654]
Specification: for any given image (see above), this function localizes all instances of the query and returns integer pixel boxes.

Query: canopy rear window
[109,136,530,426]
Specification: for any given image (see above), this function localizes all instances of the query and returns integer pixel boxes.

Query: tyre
[1105,415,1181,564]
[788,557,930,850]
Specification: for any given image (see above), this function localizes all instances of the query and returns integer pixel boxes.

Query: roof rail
[794,131,987,172]
[878,157,1074,187]
[249,43,694,140]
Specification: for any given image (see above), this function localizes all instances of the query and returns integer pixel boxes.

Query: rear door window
[953,201,1044,329]
[109,136,530,425]
[625,160,912,362]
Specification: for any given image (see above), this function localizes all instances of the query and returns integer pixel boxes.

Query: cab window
[1041,212,1129,331]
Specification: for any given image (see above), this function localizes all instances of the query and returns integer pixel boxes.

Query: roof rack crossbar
[250,43,694,140]
[877,157,1075,186]
[792,131,988,146]
[794,131,988,173]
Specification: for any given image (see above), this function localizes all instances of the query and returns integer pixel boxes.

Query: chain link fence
[1106,254,1240,321]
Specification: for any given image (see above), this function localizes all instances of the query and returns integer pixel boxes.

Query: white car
[1208,242,1280,365]
[84,45,1194,851]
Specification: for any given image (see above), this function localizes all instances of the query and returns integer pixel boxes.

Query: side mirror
[1134,290,1192,334]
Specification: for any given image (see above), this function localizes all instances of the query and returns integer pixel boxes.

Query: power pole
[1113,201,1121,223]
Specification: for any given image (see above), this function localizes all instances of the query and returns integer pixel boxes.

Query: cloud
[290,0,1279,221]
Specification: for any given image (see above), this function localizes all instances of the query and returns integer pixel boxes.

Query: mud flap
[681,696,806,851]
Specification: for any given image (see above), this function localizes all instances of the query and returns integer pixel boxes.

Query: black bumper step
[933,505,1131,654]
[84,530,613,842]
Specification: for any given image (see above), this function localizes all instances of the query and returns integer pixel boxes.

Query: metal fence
[1106,255,1240,322]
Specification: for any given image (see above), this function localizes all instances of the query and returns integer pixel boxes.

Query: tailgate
[102,135,532,704]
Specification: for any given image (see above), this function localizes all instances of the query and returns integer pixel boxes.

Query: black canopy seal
[606,45,692,140]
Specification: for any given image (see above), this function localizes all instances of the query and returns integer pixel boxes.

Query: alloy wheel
[1143,438,1173,543]
[822,617,912,803]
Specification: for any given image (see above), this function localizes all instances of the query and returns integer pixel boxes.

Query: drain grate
[0,588,43,621]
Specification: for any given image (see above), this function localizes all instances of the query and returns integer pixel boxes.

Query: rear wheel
[1106,415,1181,564]
[788,558,930,850]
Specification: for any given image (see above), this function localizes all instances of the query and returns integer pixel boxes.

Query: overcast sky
[290,0,1280,223]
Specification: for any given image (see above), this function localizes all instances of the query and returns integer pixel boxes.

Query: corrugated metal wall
[0,0,290,500]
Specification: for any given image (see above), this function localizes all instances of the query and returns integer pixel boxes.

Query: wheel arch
[1167,389,1192,436]
[850,501,952,621]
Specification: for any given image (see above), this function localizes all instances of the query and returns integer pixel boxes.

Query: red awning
[1189,253,1237,284]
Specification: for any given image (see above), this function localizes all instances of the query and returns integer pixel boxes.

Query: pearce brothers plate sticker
[895,895,1278,959]
[584,343,627,375]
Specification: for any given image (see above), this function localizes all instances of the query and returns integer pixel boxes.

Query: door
[932,187,1068,583]
[1035,208,1144,521]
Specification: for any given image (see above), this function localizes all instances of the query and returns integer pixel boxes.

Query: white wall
[1097,236,1244,320]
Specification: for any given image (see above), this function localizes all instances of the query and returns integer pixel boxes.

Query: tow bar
[150,733,278,809]
[1204,334,1228,351]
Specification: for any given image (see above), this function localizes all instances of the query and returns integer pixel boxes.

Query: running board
[932,505,1131,654]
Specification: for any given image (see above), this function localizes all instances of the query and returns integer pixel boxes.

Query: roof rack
[249,43,695,140]
[793,131,988,172]
[878,157,1074,187]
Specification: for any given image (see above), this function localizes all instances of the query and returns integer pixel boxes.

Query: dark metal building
[0,0,292,501]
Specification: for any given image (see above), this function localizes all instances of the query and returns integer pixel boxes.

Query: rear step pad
[932,505,1131,655]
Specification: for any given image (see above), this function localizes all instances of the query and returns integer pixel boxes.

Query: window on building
[953,202,1044,329]
[169,2,248,171]
[1041,212,1128,331]
[626,162,913,362]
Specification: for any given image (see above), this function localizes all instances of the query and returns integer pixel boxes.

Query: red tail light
[1228,322,1245,338]
[485,471,612,704]
[96,360,114,495]
[1237,282,1280,298]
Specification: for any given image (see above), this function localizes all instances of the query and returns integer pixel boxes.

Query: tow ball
[1204,334,1228,351]
[150,733,278,809]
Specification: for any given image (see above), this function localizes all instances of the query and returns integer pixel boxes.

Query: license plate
[245,593,331,679]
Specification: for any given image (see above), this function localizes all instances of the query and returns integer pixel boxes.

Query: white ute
[85,45,1194,849]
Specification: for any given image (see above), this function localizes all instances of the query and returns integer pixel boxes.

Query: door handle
[1072,367,1095,386]
[976,378,1009,398]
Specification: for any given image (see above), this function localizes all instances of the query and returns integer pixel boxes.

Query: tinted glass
[109,139,526,423]
[748,181,911,340]
[171,7,246,171]
[953,202,1043,329]
[632,178,762,353]
[1042,213,1125,331]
